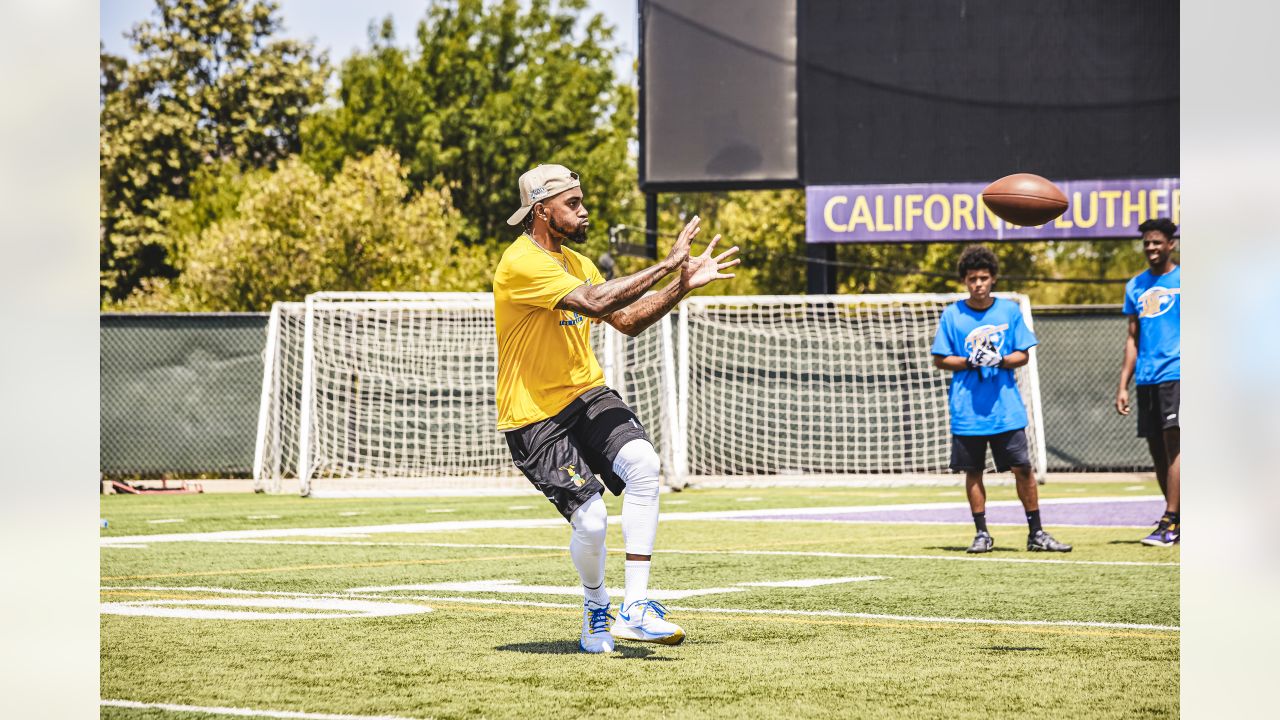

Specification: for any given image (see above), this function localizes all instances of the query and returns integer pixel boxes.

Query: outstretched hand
[664,215,701,271]
[680,234,740,291]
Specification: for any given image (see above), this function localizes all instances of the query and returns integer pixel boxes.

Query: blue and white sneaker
[579,599,616,653]
[611,599,686,645]
[1141,522,1180,547]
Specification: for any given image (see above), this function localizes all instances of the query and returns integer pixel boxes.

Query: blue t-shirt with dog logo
[931,298,1038,436]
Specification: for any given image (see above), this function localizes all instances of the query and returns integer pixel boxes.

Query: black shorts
[950,428,1031,473]
[1136,380,1180,438]
[504,386,652,521]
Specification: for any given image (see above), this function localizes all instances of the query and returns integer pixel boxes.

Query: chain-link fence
[100,313,268,476]
[100,306,1156,477]
[1032,306,1151,471]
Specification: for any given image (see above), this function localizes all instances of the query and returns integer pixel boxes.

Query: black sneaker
[966,531,994,553]
[1027,530,1072,552]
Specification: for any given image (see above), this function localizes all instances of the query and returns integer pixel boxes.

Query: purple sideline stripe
[745,500,1164,527]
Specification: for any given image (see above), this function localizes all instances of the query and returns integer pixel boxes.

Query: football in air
[980,173,1069,227]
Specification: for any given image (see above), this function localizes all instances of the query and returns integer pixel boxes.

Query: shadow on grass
[928,546,1021,554]
[495,641,580,655]
[1107,539,1146,545]
[980,646,1045,653]
[494,641,678,661]
[614,644,678,661]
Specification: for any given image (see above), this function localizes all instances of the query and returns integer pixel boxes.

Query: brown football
[980,173,1069,227]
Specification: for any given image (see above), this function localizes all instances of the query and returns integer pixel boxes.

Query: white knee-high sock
[614,439,662,607]
[569,494,609,605]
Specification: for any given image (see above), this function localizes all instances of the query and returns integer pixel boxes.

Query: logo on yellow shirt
[558,278,590,327]
[558,310,585,327]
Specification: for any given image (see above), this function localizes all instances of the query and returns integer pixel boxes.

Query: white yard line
[101,699,422,720]
[343,579,747,600]
[99,496,1165,546]
[653,495,1164,522]
[99,585,1179,632]
[738,576,887,587]
[212,539,1177,568]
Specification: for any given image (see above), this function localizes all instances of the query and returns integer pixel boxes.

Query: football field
[100,482,1178,719]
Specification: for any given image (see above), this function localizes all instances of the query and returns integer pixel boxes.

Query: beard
[549,216,588,244]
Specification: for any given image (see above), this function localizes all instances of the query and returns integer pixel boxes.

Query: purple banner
[806,177,1180,243]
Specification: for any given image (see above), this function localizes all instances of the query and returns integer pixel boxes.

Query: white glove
[968,342,1002,368]
[977,347,1003,368]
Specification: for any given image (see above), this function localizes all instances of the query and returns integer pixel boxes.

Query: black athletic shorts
[950,428,1031,473]
[503,386,651,521]
[1136,380,1180,438]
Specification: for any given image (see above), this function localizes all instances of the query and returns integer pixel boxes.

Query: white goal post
[254,292,1046,494]
[676,293,1047,483]
[252,292,677,495]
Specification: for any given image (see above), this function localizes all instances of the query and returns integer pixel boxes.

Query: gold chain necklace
[527,234,573,275]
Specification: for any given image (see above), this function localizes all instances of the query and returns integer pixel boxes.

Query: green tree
[124,149,487,311]
[100,0,328,302]
[302,0,639,259]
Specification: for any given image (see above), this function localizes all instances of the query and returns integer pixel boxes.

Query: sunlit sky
[100,0,639,81]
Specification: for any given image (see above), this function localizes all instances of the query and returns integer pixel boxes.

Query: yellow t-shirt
[493,234,607,430]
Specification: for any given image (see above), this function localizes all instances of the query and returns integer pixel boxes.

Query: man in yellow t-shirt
[494,164,739,653]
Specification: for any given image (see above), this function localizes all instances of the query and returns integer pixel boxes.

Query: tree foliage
[98,0,1144,312]
[100,0,328,301]
[118,149,486,311]
[302,0,639,259]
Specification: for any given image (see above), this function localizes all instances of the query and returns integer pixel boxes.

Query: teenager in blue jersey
[1116,218,1180,547]
[932,246,1072,554]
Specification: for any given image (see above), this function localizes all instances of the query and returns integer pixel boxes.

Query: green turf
[101,484,1178,719]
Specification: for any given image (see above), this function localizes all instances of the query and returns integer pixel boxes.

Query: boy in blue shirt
[932,246,1072,554]
[1116,218,1180,547]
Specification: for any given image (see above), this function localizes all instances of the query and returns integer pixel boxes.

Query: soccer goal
[674,294,1047,484]
[254,291,1045,494]
[252,292,677,495]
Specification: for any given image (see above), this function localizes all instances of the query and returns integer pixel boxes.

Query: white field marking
[247,515,282,520]
[100,518,567,545]
[662,605,1180,632]
[100,544,150,549]
[100,585,1179,632]
[737,576,888,588]
[99,596,433,621]
[337,512,364,517]
[736,497,762,502]
[98,496,1165,546]
[101,699,421,720]
[424,508,455,514]
[745,518,1152,530]
[147,518,185,524]
[654,495,1165,522]
[665,499,689,505]
[105,585,589,611]
[309,488,534,499]
[344,579,746,600]
[874,493,902,498]
[216,539,1177,568]
[1125,485,1148,491]
[506,505,534,510]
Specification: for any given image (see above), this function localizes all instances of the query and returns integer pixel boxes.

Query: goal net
[254,291,1045,494]
[676,294,1047,482]
[253,292,676,495]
